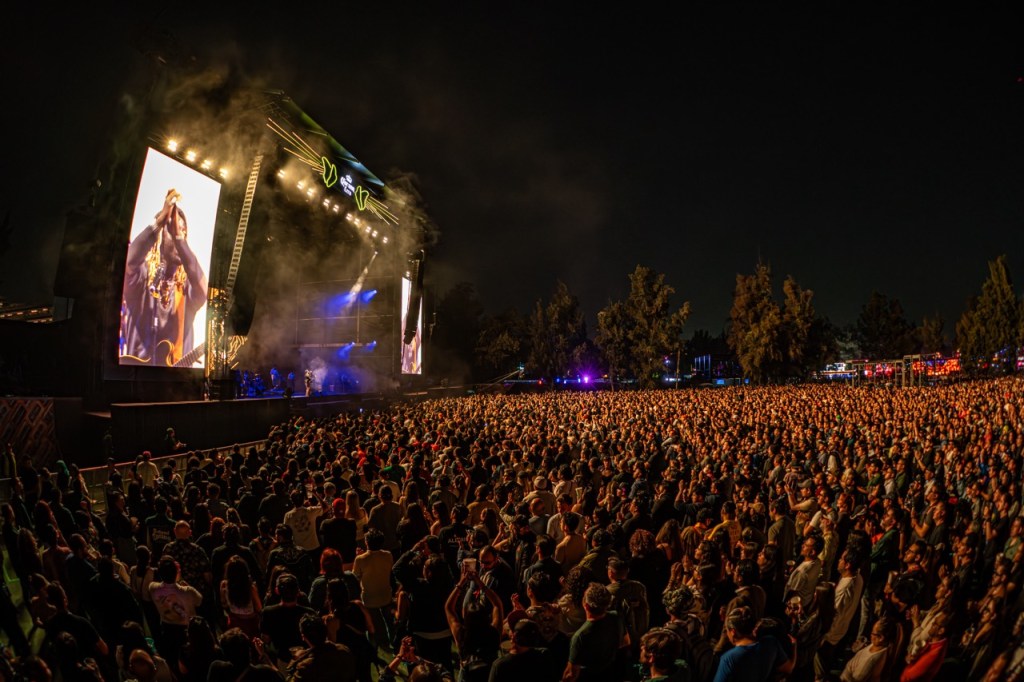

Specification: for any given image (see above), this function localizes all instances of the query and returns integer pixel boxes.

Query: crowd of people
[2,376,1024,682]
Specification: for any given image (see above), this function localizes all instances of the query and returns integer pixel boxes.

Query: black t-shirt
[319,517,357,562]
[568,615,623,682]
[145,514,176,557]
[489,648,560,682]
[45,611,101,655]
[260,603,315,661]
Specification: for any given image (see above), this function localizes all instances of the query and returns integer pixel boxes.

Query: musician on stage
[119,188,208,367]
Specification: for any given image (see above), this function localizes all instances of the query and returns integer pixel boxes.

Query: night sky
[2,6,1022,339]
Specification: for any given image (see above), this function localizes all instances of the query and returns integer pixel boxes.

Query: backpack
[664,618,715,682]
[613,583,649,646]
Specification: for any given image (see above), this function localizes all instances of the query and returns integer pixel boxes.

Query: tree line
[424,255,1024,386]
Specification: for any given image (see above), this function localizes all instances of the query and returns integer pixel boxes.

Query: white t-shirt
[149,582,203,626]
[840,644,887,682]
[284,506,323,551]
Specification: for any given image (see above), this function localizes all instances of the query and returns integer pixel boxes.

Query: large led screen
[119,148,219,367]
[401,276,423,375]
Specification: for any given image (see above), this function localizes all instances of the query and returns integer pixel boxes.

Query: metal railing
[0,439,266,515]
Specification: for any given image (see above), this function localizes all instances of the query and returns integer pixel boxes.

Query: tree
[955,255,1020,373]
[476,307,526,375]
[780,276,816,379]
[728,263,782,383]
[805,316,840,373]
[596,265,690,388]
[526,280,588,380]
[855,291,915,359]
[596,300,630,389]
[918,314,947,355]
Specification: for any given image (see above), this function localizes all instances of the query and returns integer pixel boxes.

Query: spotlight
[185,150,197,162]
[218,167,229,179]
[382,237,388,244]
[277,169,287,178]
[201,159,212,170]
[337,342,355,360]
[306,188,315,197]
[167,139,179,152]
[297,180,306,190]
[371,230,378,238]
[332,205,340,213]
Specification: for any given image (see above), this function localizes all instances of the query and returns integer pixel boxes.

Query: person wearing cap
[525,474,557,517]
[468,484,501,527]
[787,478,819,545]
[138,450,161,488]
[318,497,357,567]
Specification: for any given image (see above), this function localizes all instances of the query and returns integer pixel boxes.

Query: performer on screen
[120,188,208,366]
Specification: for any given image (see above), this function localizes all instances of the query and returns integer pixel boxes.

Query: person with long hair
[324,578,376,681]
[345,489,369,547]
[12,518,44,602]
[396,554,455,671]
[177,615,222,682]
[39,523,70,589]
[557,565,595,636]
[309,548,346,613]
[445,567,503,682]
[117,620,174,682]
[128,544,161,641]
[398,503,431,555]
[430,501,451,537]
[630,528,671,625]
[758,543,786,616]
[400,481,423,512]
[220,556,262,637]
[656,518,686,563]
[477,507,501,545]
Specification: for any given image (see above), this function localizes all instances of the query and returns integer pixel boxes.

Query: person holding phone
[379,637,455,682]
[445,564,503,681]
